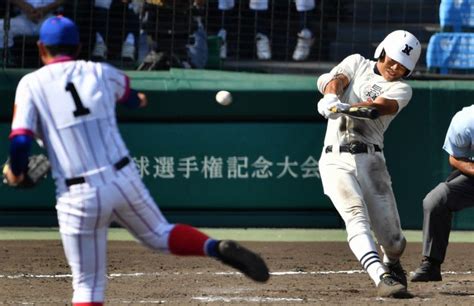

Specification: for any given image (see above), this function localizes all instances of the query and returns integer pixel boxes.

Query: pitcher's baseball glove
[2,154,51,188]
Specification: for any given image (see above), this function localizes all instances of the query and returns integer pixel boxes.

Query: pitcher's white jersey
[323,54,412,148]
[10,59,131,194]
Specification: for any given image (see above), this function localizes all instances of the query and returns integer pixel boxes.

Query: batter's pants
[421,169,474,263]
[319,149,406,260]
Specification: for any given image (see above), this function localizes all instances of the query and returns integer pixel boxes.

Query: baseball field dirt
[0,240,472,305]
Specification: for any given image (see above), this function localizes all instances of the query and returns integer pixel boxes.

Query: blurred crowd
[0,0,323,69]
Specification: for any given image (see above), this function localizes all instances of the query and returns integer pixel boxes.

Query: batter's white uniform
[218,0,315,11]
[318,53,411,259]
[0,0,58,48]
[11,58,174,303]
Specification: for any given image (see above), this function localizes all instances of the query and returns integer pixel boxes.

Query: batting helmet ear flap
[374,44,384,60]
[376,49,386,61]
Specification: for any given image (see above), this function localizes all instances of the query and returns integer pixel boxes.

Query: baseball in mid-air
[215,90,232,106]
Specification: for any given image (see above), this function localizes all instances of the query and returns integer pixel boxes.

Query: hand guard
[2,154,51,188]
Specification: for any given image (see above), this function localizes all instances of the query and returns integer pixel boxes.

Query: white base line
[193,296,319,303]
[0,270,472,279]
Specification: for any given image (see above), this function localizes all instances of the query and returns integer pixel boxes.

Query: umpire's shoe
[217,240,270,282]
[410,257,442,282]
[377,273,410,298]
[386,260,407,287]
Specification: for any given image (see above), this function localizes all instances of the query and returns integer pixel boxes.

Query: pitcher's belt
[65,156,130,187]
[325,142,381,154]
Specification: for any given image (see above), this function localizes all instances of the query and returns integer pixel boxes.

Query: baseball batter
[316,30,421,298]
[3,16,269,305]
[411,105,474,282]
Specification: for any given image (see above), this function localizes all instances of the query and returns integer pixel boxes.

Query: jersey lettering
[66,82,90,117]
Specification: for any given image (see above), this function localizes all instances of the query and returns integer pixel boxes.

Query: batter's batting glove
[317,93,339,118]
[326,101,350,120]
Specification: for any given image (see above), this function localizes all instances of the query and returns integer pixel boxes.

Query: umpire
[411,105,474,282]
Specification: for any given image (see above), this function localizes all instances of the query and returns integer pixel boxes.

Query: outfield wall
[0,69,472,229]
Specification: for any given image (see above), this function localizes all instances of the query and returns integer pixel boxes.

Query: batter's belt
[325,142,381,154]
[65,156,130,187]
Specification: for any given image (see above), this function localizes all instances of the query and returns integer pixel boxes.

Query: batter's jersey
[323,54,412,147]
[10,58,131,193]
[443,104,474,158]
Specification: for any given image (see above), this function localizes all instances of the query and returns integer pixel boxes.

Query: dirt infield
[0,240,473,305]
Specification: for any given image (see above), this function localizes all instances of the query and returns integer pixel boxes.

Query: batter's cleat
[377,273,410,298]
[410,257,442,282]
[386,260,407,287]
[216,240,270,282]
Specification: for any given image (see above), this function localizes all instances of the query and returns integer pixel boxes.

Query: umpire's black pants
[422,169,474,263]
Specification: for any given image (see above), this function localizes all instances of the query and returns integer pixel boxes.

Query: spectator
[92,0,140,61]
[0,0,64,65]
[216,0,316,61]
[138,0,208,69]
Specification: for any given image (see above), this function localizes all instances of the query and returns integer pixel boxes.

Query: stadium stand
[426,33,474,74]
[426,0,474,74]
[223,0,441,76]
[2,0,459,78]
[322,0,439,74]
[439,0,474,32]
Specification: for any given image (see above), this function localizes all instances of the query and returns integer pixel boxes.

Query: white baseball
[215,90,232,106]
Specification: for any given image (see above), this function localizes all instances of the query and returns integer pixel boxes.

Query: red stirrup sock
[168,224,217,256]
[73,303,103,306]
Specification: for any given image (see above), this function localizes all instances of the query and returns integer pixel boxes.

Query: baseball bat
[330,105,380,120]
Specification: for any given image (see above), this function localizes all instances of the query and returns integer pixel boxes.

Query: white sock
[349,233,387,286]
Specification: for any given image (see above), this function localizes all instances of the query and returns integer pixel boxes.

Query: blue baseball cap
[39,16,79,45]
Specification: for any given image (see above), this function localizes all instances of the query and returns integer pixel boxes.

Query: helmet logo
[402,44,413,56]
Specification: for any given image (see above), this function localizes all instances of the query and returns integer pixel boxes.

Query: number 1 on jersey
[66,82,90,117]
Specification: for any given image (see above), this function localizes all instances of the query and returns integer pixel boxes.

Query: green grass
[0,227,473,242]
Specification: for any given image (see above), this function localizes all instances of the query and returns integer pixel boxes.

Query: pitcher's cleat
[217,240,270,282]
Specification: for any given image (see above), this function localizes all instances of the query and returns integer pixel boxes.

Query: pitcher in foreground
[3,16,269,305]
